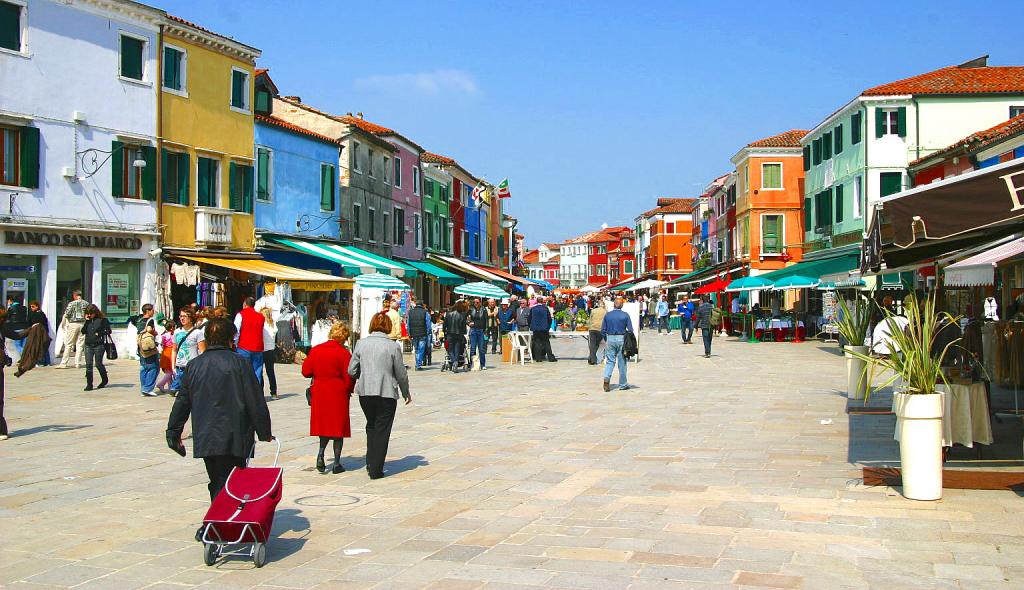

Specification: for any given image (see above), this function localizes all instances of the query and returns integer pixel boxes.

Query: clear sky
[157,0,1023,246]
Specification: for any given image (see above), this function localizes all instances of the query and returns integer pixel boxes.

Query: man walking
[528,295,557,362]
[233,297,265,382]
[695,295,715,358]
[678,295,695,344]
[645,295,657,329]
[468,298,488,370]
[587,300,607,365]
[386,300,403,342]
[486,299,501,354]
[443,301,468,373]
[166,318,274,502]
[656,294,670,334]
[406,298,431,370]
[60,290,89,368]
[601,297,632,391]
[135,304,160,396]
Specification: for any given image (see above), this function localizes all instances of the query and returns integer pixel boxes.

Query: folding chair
[510,332,533,365]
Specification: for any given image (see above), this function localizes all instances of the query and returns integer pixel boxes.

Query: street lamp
[75,144,147,179]
[501,216,517,275]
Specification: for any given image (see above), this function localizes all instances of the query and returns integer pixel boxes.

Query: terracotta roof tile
[910,113,1024,167]
[340,115,395,135]
[641,198,698,218]
[863,65,1024,96]
[547,254,560,263]
[255,114,340,146]
[747,129,809,148]
[522,250,540,264]
[422,151,458,165]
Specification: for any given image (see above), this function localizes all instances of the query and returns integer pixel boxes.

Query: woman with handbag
[261,308,279,400]
[302,321,355,473]
[156,319,176,393]
[82,304,111,391]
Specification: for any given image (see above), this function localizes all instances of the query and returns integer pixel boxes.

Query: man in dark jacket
[406,299,430,370]
[166,318,273,501]
[695,296,715,358]
[468,298,489,370]
[442,302,468,373]
[528,296,557,362]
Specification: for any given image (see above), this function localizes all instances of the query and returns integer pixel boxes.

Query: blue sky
[158,0,1023,245]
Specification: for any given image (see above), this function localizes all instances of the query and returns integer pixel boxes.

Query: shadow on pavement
[11,424,92,437]
[386,454,429,476]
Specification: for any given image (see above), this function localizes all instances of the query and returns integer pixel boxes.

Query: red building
[579,226,635,286]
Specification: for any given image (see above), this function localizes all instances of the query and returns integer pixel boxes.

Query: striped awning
[453,281,511,299]
[403,260,464,285]
[428,254,509,284]
[354,273,411,291]
[179,256,350,284]
[264,237,418,277]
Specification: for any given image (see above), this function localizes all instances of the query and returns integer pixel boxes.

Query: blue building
[461,181,483,263]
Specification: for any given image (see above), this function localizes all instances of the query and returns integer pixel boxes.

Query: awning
[625,279,666,291]
[608,278,640,291]
[944,236,1024,287]
[263,237,418,277]
[179,256,350,285]
[403,260,464,285]
[772,275,820,290]
[354,273,411,291]
[725,276,774,292]
[482,265,533,288]
[453,281,511,299]
[693,279,729,294]
[428,254,509,284]
[527,278,555,290]
[758,251,860,283]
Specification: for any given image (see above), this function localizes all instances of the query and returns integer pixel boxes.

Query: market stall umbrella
[453,281,510,299]
[724,276,774,292]
[625,279,666,292]
[580,285,601,293]
[693,278,730,295]
[354,273,411,291]
[771,275,820,290]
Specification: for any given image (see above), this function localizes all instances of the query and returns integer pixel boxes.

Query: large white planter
[893,392,944,501]
[844,345,870,400]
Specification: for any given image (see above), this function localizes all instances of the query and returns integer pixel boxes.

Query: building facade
[421,161,452,255]
[635,199,697,280]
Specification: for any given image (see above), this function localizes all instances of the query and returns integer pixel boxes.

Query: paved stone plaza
[2,334,1023,589]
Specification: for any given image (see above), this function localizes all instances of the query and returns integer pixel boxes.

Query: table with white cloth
[892,382,993,448]
[548,331,590,342]
[753,318,806,341]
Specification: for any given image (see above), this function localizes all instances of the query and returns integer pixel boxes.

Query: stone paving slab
[1,334,1023,588]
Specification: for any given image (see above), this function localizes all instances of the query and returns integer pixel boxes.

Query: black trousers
[84,344,107,385]
[531,331,555,361]
[359,396,397,478]
[588,330,604,364]
[487,326,501,353]
[446,336,465,371]
[262,350,277,394]
[203,455,246,501]
[0,367,7,436]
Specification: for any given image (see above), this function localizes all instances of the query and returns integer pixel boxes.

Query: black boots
[97,370,108,389]
[84,373,93,391]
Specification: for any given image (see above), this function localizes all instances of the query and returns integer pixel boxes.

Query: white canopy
[625,279,666,292]
[944,237,1024,287]
[580,285,601,293]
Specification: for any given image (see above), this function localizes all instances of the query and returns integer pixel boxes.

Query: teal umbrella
[454,281,510,299]
[354,273,411,290]
[771,275,820,290]
[724,276,774,292]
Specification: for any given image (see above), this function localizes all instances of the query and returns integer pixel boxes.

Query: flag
[471,183,484,209]
[496,178,511,199]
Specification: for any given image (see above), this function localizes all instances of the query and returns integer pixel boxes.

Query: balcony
[195,207,233,247]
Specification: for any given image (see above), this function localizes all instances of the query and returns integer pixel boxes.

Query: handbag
[104,334,118,360]
[306,377,313,406]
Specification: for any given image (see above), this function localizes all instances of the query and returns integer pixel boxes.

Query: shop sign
[3,231,143,250]
[106,273,130,315]
[3,278,28,292]
[290,280,347,291]
[0,265,35,272]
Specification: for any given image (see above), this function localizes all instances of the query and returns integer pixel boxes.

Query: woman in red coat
[302,321,355,473]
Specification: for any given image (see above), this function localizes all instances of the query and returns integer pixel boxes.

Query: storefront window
[102,259,140,326]
[57,257,92,319]
[0,255,42,306]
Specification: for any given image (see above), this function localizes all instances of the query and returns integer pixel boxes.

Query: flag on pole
[471,183,484,209]
[496,178,511,199]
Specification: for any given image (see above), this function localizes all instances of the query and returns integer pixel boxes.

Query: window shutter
[111,140,124,197]
[822,188,833,226]
[804,197,813,230]
[228,162,239,210]
[178,152,189,205]
[823,132,832,160]
[255,90,271,114]
[812,138,821,165]
[18,126,39,188]
[197,158,210,206]
[320,165,332,210]
[834,184,844,224]
[242,165,253,213]
[120,36,143,80]
[834,124,843,154]
[897,107,907,137]
[802,146,810,171]
[160,148,170,200]
[256,148,270,200]
[231,71,245,108]
[162,47,176,88]
[875,108,885,138]
[852,112,862,144]
[0,2,20,51]
[140,145,157,200]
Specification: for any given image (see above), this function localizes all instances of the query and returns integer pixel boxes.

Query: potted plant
[553,309,572,328]
[574,309,589,331]
[834,293,874,400]
[847,295,959,501]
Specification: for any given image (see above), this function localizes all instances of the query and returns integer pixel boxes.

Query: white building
[1,0,163,349]
[559,238,588,288]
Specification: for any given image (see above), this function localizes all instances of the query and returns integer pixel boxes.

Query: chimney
[957,55,989,69]
[346,112,353,116]
[283,95,301,103]
[357,112,364,119]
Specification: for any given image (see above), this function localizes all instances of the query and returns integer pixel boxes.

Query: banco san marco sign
[3,230,144,250]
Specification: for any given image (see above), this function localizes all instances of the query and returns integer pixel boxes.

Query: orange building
[636,198,697,281]
[730,130,808,276]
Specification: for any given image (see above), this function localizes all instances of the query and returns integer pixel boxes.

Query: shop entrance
[57,257,92,319]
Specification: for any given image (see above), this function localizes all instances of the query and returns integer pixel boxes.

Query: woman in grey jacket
[349,312,412,479]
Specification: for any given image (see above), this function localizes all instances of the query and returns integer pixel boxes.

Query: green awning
[404,260,464,285]
[758,251,860,283]
[264,237,418,277]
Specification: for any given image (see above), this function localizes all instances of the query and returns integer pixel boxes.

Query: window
[196,156,218,207]
[834,183,844,224]
[353,203,362,239]
[255,88,271,115]
[367,148,375,178]
[597,264,607,276]
[119,34,145,81]
[622,238,629,248]
[161,149,189,204]
[761,163,783,189]
[666,255,676,270]
[382,211,390,243]
[368,207,376,241]
[162,45,186,93]
[320,163,335,211]
[413,212,421,249]
[1011,106,1024,119]
[761,214,782,254]
[0,126,19,185]
[1,125,38,188]
[822,132,832,160]
[394,156,402,188]
[352,142,362,172]
[462,230,469,255]
[804,198,813,231]
[424,211,433,247]
[851,111,863,144]
[742,166,749,193]
[474,234,480,258]
[383,156,390,184]
[812,138,822,165]
[880,171,902,197]
[624,260,634,274]
[853,175,863,219]
[440,183,448,202]
[834,124,843,155]
[394,207,405,246]
[440,216,448,250]
[814,188,833,229]
[252,147,271,202]
[802,146,810,171]
[230,68,250,111]
[412,166,419,194]
[228,162,253,213]
[876,107,906,137]
[113,143,153,200]
[0,1,24,52]
[588,264,595,275]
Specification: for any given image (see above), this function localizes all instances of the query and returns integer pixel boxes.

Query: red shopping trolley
[200,439,282,568]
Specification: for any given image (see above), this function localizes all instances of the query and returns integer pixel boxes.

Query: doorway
[57,257,92,320]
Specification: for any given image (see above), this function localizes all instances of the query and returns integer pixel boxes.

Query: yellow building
[157,15,260,253]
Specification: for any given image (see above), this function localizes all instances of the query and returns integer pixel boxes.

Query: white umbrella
[625,279,665,292]
[453,281,510,299]
[354,273,411,291]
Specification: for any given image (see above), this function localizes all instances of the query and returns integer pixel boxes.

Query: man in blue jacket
[601,297,633,391]
[528,296,557,362]
[678,295,695,344]
[656,294,670,334]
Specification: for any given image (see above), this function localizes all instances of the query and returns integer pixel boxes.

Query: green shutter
[834,184,844,224]
[111,140,124,197]
[802,146,810,171]
[162,47,178,89]
[852,112,862,144]
[823,132,832,160]
[812,138,821,165]
[880,172,902,197]
[804,198,812,230]
[228,162,240,210]
[0,1,20,51]
[897,107,907,137]
[256,148,270,201]
[320,164,335,211]
[834,124,843,154]
[141,145,157,200]
[120,36,143,80]
[231,71,245,109]
[822,188,833,226]
[160,148,170,200]
[242,165,253,213]
[178,152,190,205]
[18,126,39,189]
[255,90,271,114]
[197,158,210,206]
[875,108,885,138]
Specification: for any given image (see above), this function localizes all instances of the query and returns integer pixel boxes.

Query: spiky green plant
[834,292,874,347]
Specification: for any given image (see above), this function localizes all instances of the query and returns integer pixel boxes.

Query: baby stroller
[440,333,470,372]
[199,439,282,568]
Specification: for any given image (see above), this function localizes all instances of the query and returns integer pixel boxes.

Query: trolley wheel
[253,542,267,568]
[203,543,217,566]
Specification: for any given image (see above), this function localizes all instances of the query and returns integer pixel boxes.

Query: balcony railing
[195,207,233,246]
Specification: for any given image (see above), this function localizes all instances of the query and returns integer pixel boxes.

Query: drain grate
[294,493,362,507]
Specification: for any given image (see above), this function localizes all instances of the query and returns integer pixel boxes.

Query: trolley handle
[246,437,282,468]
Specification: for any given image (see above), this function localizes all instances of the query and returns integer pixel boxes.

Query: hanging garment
[984,297,999,321]
[310,319,332,348]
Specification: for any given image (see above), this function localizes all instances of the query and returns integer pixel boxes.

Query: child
[156,319,176,392]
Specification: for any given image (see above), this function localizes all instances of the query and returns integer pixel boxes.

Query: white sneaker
[0,434,9,441]
[141,390,158,397]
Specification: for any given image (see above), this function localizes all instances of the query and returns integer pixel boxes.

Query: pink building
[379,132,425,261]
